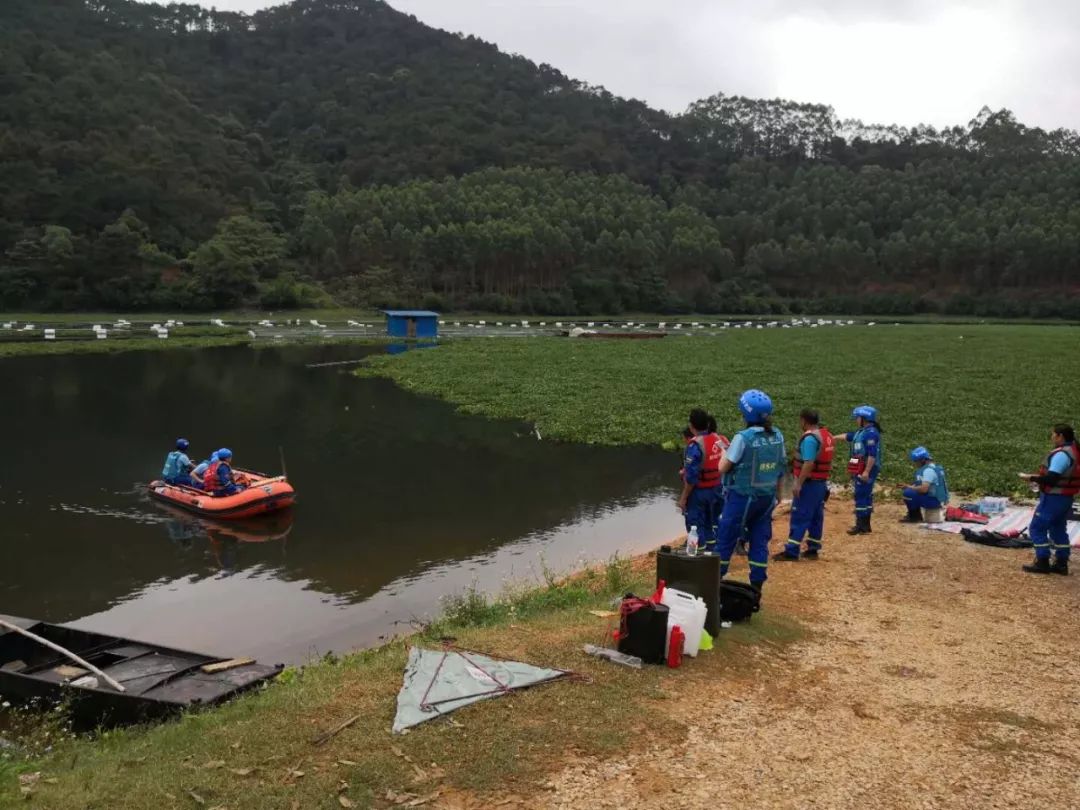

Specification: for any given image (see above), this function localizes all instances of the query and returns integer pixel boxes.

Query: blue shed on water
[383,310,439,339]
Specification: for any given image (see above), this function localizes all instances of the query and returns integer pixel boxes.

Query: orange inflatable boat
[148,471,296,520]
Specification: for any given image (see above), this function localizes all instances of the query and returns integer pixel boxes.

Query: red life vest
[692,433,729,490]
[203,460,223,493]
[793,427,835,480]
[1039,442,1080,497]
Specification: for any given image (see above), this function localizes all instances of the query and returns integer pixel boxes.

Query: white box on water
[661,587,708,657]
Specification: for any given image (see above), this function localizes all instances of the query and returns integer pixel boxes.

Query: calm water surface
[0,344,679,663]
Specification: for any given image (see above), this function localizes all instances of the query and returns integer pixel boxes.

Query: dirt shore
[530,499,1080,810]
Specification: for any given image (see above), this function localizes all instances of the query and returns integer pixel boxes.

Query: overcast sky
[181,0,1080,130]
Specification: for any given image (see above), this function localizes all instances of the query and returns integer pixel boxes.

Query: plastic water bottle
[686,526,699,557]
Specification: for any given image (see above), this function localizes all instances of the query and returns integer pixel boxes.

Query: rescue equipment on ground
[655,546,722,636]
[660,587,707,658]
[667,626,685,668]
[392,646,570,733]
[719,581,761,622]
[616,581,669,665]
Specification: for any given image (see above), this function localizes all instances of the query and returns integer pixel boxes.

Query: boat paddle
[0,618,126,692]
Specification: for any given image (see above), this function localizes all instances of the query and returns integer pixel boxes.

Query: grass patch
[0,335,250,358]
[1,553,799,809]
[361,326,1080,494]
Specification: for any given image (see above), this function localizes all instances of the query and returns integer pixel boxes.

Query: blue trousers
[903,488,941,515]
[853,475,877,516]
[165,474,193,486]
[685,487,721,549]
[785,480,827,557]
[1029,493,1073,562]
[718,491,776,586]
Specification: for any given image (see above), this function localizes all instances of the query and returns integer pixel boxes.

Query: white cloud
[137,0,1080,129]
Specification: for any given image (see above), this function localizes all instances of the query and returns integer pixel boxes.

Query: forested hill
[4,0,1080,316]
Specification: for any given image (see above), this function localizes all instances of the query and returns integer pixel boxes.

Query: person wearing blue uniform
[161,438,195,486]
[677,409,728,553]
[1020,424,1079,576]
[715,390,786,590]
[190,451,219,490]
[840,405,882,535]
[901,447,950,523]
[205,448,247,496]
[774,409,835,561]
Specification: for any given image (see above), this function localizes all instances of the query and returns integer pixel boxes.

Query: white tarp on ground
[924,506,1080,546]
[392,647,568,734]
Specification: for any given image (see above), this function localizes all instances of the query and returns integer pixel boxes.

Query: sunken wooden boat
[0,616,283,728]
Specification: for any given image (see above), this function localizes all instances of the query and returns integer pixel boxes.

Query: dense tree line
[2,0,1080,315]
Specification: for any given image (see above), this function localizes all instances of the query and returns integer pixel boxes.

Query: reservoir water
[0,344,678,664]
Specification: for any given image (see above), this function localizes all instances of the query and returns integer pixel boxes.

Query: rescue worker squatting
[841,405,882,536]
[678,409,729,553]
[1020,423,1079,576]
[714,389,786,589]
[902,447,950,523]
[774,409,834,562]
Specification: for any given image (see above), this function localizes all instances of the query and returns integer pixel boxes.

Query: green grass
[1,557,801,809]
[0,335,251,358]
[361,325,1080,494]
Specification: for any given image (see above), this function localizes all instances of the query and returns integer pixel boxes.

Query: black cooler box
[655,547,722,636]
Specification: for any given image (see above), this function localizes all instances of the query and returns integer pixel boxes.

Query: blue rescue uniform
[1029,445,1078,565]
[683,438,722,551]
[903,463,950,515]
[846,425,881,518]
[162,450,193,486]
[717,426,786,586]
[785,430,832,558]
[215,461,244,496]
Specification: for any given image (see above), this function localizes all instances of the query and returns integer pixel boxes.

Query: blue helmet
[738,389,774,424]
[910,446,932,463]
[176,438,190,450]
[852,405,878,423]
[217,447,233,460]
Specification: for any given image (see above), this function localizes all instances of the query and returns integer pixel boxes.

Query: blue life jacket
[162,450,190,480]
[918,462,950,505]
[728,426,786,497]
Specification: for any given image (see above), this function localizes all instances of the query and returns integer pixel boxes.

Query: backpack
[719,581,761,622]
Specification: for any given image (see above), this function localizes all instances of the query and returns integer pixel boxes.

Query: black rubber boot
[847,515,870,535]
[772,550,799,562]
[1023,557,1053,575]
[899,511,922,524]
[1051,558,1070,576]
[802,549,820,560]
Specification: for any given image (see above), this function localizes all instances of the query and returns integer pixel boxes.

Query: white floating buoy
[247,330,257,339]
[555,322,563,328]
[97,330,107,339]
[658,322,666,329]
[158,329,168,339]
[44,329,56,341]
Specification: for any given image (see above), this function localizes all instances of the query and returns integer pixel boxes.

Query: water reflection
[0,344,678,662]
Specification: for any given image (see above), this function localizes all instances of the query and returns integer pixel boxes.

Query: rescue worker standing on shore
[715,390,786,590]
[774,409,834,561]
[901,447,950,523]
[841,405,882,535]
[677,409,728,553]
[162,438,195,486]
[1019,424,1079,576]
